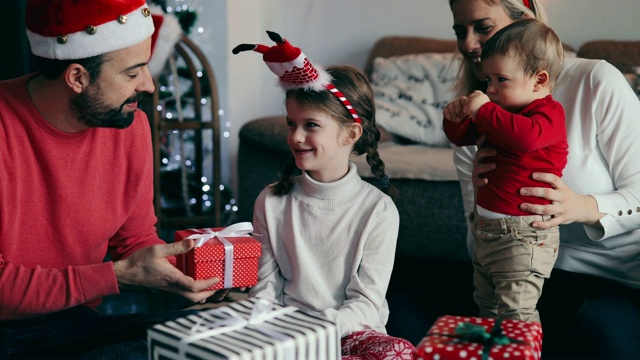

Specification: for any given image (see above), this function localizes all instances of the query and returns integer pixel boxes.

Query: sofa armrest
[238,115,289,153]
[237,116,290,222]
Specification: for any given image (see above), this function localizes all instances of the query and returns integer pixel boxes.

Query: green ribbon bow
[455,318,510,344]
[432,318,522,360]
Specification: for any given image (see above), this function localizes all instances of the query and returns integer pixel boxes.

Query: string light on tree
[150,0,238,226]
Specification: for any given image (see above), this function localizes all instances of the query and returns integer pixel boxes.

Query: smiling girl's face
[285,98,354,183]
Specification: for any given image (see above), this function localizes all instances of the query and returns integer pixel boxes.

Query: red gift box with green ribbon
[414,315,542,360]
[175,222,261,290]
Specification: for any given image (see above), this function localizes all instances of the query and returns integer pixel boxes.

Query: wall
[220,0,640,200]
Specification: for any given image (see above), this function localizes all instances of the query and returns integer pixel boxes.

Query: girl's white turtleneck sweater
[249,162,400,337]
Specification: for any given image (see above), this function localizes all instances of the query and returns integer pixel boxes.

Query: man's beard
[70,84,144,129]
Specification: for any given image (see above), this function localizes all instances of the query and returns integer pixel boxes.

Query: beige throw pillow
[371,52,462,147]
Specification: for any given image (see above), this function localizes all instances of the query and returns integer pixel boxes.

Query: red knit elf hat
[25,0,155,60]
[232,31,361,123]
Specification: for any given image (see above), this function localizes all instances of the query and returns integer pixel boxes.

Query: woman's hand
[472,135,497,188]
[519,172,605,228]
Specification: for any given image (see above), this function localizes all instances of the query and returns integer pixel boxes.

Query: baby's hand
[464,90,490,119]
[443,96,468,123]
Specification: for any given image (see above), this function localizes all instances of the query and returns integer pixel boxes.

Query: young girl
[233,31,414,359]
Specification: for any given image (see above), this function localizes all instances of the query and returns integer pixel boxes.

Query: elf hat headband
[25,0,155,60]
[232,31,361,124]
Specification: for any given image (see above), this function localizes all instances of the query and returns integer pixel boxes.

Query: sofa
[236,36,640,347]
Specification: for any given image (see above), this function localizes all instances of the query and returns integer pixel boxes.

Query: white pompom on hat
[148,6,183,77]
[25,0,155,60]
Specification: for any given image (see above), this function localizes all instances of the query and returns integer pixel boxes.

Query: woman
[449,0,640,358]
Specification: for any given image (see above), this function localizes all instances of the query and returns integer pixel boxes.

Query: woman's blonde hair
[449,0,549,95]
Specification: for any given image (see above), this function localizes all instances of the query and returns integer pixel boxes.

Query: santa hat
[148,6,183,77]
[25,0,155,60]
[232,31,361,123]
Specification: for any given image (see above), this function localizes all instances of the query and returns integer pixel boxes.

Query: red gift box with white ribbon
[175,222,261,290]
[414,315,542,360]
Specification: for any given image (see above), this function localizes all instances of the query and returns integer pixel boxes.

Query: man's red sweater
[0,74,165,320]
[443,95,568,215]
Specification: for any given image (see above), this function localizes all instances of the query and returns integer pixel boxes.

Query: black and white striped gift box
[148,298,340,359]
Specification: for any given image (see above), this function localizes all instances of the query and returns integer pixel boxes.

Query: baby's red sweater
[444,95,568,215]
[0,74,164,320]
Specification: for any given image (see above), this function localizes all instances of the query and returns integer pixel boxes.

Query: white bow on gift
[184,222,254,288]
[179,299,298,359]
[185,222,254,247]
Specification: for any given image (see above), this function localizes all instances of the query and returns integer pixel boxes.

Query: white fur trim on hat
[147,7,183,77]
[26,4,155,60]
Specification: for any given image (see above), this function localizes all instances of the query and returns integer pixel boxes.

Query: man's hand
[464,90,490,119]
[113,239,220,303]
[519,172,605,229]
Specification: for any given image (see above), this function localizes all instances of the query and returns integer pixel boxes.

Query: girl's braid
[271,156,298,196]
[362,123,398,200]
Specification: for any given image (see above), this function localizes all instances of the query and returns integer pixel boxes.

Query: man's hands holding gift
[113,238,221,303]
